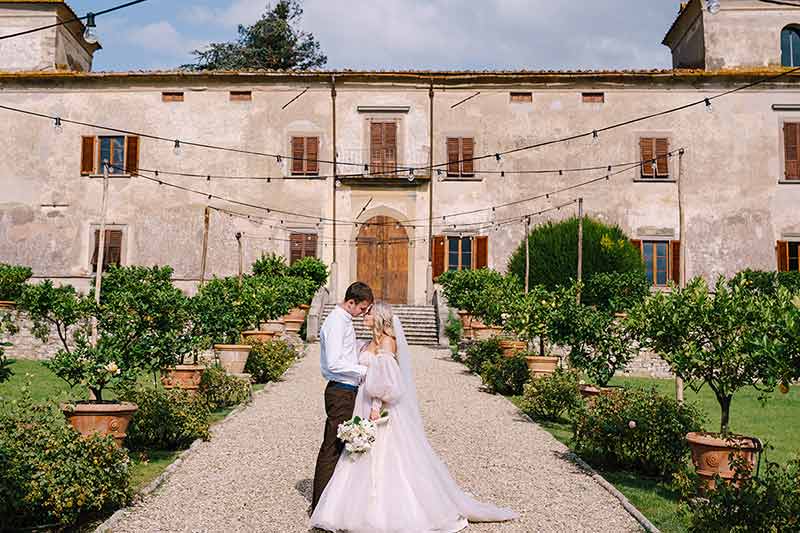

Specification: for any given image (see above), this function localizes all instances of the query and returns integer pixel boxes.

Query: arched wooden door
[356,216,409,304]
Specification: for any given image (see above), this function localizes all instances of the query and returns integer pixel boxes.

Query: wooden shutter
[305,233,318,258]
[655,138,669,177]
[784,123,800,180]
[81,136,95,175]
[370,122,383,174]
[777,240,790,272]
[92,230,123,271]
[461,137,474,176]
[125,136,139,175]
[671,240,681,285]
[384,122,397,174]
[305,137,319,175]
[475,236,488,269]
[291,137,305,175]
[630,239,642,254]
[640,138,655,177]
[447,137,460,176]
[290,233,304,264]
[432,236,445,280]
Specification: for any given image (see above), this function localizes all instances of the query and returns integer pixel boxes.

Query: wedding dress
[310,317,517,533]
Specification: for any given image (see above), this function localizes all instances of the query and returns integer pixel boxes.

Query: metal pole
[576,198,584,304]
[236,232,243,285]
[428,82,434,259]
[525,216,531,294]
[200,206,210,287]
[676,150,686,404]
[331,76,337,265]
[91,160,110,345]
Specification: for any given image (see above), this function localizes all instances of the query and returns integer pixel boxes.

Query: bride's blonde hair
[371,301,395,344]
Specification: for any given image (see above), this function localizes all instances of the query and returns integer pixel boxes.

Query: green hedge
[119,387,210,450]
[200,365,251,410]
[480,355,529,396]
[518,367,583,422]
[244,339,297,384]
[463,337,503,374]
[732,269,800,297]
[507,217,643,290]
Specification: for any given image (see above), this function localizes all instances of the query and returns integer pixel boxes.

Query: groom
[311,281,374,510]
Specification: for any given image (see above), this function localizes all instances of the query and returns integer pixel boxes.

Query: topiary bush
[0,392,131,529]
[480,355,529,396]
[675,456,800,532]
[244,339,297,383]
[0,263,32,302]
[200,365,251,410]
[518,367,583,422]
[437,268,506,317]
[573,387,704,479]
[508,217,643,291]
[463,337,502,374]
[287,256,328,292]
[252,253,288,278]
[118,387,210,451]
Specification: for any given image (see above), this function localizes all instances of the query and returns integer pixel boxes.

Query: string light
[83,13,99,44]
[173,140,181,156]
[592,131,600,145]
[705,98,713,113]
[53,116,63,134]
[495,153,501,162]
[408,169,415,182]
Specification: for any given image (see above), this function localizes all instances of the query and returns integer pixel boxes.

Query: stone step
[320,304,439,345]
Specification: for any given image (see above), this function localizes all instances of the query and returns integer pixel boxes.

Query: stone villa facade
[1,0,800,309]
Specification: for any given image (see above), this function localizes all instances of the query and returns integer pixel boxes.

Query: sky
[64,0,681,72]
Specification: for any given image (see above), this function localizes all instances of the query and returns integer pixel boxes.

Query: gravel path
[110,345,641,533]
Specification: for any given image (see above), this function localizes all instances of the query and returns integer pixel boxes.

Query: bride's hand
[369,409,381,422]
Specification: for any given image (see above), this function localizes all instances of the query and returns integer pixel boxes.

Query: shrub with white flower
[337,416,377,458]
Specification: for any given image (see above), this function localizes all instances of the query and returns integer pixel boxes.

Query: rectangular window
[446,236,475,271]
[162,92,184,102]
[91,229,123,273]
[433,235,488,279]
[790,242,800,272]
[639,137,670,179]
[510,92,533,103]
[370,122,398,176]
[99,136,125,175]
[582,92,605,103]
[81,136,139,176]
[230,91,252,102]
[290,233,318,264]
[290,136,320,176]
[642,241,669,287]
[783,123,800,180]
[446,137,475,178]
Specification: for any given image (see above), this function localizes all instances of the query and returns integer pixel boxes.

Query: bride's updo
[370,301,395,343]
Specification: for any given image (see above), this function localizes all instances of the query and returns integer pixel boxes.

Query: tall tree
[183,1,327,71]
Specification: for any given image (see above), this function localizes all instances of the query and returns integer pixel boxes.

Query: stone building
[1,0,800,310]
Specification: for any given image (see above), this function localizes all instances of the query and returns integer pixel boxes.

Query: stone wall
[2,314,64,361]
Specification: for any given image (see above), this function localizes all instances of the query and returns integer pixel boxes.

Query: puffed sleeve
[364,352,404,412]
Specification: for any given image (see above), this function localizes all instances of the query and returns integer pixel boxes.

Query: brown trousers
[312,382,357,509]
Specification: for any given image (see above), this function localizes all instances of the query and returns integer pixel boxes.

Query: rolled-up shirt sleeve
[323,314,367,382]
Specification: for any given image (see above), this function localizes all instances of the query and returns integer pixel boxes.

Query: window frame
[446,136,476,178]
[289,136,321,176]
[782,26,800,67]
[288,231,319,264]
[509,91,533,103]
[445,235,475,271]
[638,239,673,288]
[779,119,800,183]
[637,136,671,180]
[89,226,126,273]
[162,91,184,102]
[97,135,127,176]
[582,92,605,104]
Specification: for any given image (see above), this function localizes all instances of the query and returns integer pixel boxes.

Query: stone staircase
[320,305,440,346]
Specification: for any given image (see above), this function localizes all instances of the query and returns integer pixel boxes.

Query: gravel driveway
[109,345,641,533]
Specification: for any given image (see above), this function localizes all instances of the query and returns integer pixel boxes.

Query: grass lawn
[511,376,800,533]
[0,358,268,494]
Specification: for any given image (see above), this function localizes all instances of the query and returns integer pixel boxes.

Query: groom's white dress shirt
[320,305,367,387]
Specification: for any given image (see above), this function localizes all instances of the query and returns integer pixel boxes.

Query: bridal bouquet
[337,416,377,458]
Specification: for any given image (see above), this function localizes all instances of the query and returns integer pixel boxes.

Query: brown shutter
[384,122,397,175]
[671,240,681,285]
[291,137,305,175]
[370,122,383,174]
[630,239,642,254]
[290,233,304,264]
[432,236,445,280]
[106,230,123,269]
[655,138,669,177]
[475,236,488,269]
[777,241,790,272]
[81,136,95,175]
[306,233,318,258]
[785,123,800,180]
[640,138,655,177]
[125,136,139,175]
[305,137,319,175]
[91,229,100,267]
[446,137,460,176]
[461,137,474,176]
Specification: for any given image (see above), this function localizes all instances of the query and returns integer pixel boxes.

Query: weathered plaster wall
[0,5,57,71]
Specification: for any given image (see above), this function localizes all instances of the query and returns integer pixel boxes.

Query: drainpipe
[427,81,435,304]
[330,75,338,300]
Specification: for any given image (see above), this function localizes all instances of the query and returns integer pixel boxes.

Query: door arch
[356,216,409,304]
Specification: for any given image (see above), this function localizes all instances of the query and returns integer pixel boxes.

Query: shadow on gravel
[553,449,594,475]
[296,478,313,503]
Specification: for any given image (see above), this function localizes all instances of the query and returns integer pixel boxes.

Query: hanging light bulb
[592,130,600,145]
[83,12,99,44]
[407,168,415,182]
[173,139,182,156]
[53,116,63,134]
[706,0,721,15]
[705,98,713,113]
[494,153,501,162]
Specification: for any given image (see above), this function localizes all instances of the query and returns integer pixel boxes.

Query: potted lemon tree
[504,285,561,378]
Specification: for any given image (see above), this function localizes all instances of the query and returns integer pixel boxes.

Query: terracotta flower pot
[499,339,527,358]
[525,355,559,379]
[161,365,205,392]
[473,325,502,340]
[241,330,277,343]
[283,307,307,334]
[0,301,15,310]
[579,384,603,398]
[458,311,474,339]
[62,402,138,448]
[260,319,285,334]
[214,344,252,374]
[686,432,760,490]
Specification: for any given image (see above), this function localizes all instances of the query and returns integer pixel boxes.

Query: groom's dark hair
[345,281,374,304]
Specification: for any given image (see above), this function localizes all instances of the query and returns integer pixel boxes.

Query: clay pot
[241,330,277,343]
[214,344,252,374]
[0,301,15,310]
[458,311,474,339]
[525,355,559,379]
[161,365,205,392]
[686,432,760,490]
[260,319,285,334]
[499,340,527,358]
[62,402,138,448]
[283,307,307,334]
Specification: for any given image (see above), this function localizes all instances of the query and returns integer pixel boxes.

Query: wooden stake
[200,206,210,286]
[576,198,584,304]
[236,232,243,285]
[525,216,531,294]
[91,161,110,345]
[676,150,686,404]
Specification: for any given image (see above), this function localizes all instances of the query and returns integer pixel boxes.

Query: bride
[310,302,517,533]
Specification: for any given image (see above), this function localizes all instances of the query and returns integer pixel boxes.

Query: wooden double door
[356,216,409,304]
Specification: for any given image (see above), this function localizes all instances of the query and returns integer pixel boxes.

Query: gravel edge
[93,380,280,533]
[513,407,660,533]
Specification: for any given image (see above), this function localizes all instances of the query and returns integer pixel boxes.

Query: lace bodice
[359,349,403,411]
